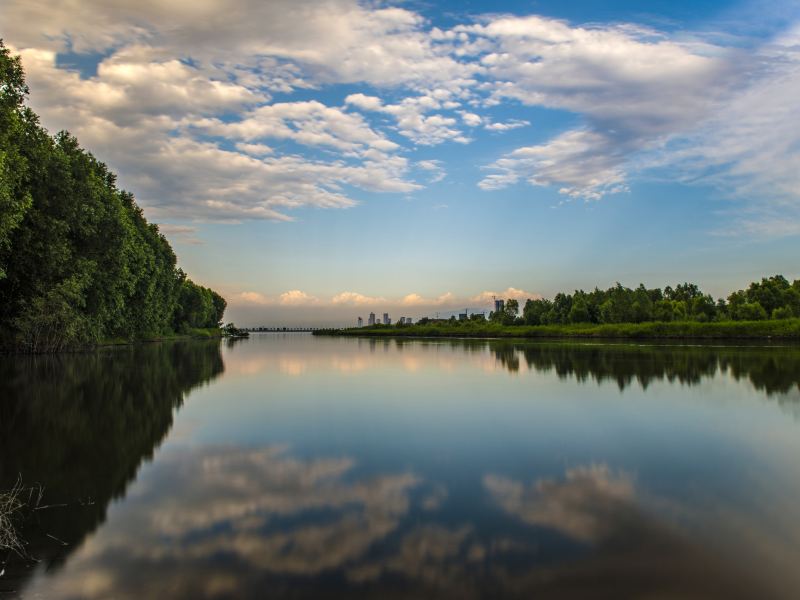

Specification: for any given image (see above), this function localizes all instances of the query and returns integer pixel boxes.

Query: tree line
[486,276,800,326]
[0,42,225,351]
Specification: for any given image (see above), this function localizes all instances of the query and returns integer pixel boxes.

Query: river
[2,334,800,598]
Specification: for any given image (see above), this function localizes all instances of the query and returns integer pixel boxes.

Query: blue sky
[4,0,800,325]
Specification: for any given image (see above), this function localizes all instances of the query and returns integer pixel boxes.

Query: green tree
[568,296,591,323]
[0,44,226,351]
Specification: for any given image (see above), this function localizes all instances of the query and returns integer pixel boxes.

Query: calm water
[2,334,800,598]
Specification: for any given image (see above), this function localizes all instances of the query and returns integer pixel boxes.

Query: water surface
[2,335,800,598]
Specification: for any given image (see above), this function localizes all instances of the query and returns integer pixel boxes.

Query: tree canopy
[0,42,225,351]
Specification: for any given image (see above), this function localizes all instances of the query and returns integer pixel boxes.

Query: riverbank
[0,327,229,354]
[314,318,800,340]
[98,327,226,346]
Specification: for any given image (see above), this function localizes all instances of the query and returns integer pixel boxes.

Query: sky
[3,0,800,326]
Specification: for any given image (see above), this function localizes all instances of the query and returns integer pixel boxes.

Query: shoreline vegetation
[315,318,800,340]
[318,275,800,341]
[0,43,231,353]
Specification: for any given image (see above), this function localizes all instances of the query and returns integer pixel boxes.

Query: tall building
[357,316,363,327]
[405,317,412,325]
[368,312,376,326]
[459,310,468,321]
[383,313,390,325]
[494,299,505,314]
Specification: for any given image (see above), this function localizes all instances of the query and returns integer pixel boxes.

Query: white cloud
[400,292,455,306]
[463,15,726,133]
[279,290,319,306]
[238,291,272,306]
[200,101,399,155]
[15,47,422,222]
[479,129,628,199]
[7,0,800,234]
[654,27,800,235]
[4,0,476,89]
[235,142,274,157]
[233,289,537,317]
[345,92,471,146]
[331,292,386,306]
[484,119,529,132]
[236,289,320,306]
[460,111,483,127]
[415,160,446,183]
[471,287,541,304]
[459,14,731,200]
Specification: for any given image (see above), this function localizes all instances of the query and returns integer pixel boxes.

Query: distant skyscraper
[383,312,390,325]
[405,317,412,325]
[368,312,376,326]
[357,316,363,327]
[494,299,505,314]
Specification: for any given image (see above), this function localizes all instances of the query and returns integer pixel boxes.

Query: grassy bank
[315,319,800,340]
[99,327,224,346]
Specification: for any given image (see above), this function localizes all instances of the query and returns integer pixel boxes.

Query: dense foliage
[0,42,225,351]
[512,277,800,326]
[322,275,800,340]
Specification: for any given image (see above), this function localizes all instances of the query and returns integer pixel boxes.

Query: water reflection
[3,335,800,598]
[21,446,793,599]
[483,466,782,599]
[499,341,800,395]
[229,335,800,398]
[0,340,223,594]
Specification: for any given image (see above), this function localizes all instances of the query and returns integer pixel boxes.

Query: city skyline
[4,0,800,326]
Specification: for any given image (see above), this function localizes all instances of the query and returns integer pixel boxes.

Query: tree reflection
[0,340,224,594]
[485,341,800,397]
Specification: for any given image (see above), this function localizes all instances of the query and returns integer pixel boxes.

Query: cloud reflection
[23,445,426,597]
[485,464,635,543]
[483,464,787,599]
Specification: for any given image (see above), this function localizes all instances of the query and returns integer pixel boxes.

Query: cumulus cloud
[471,287,541,304]
[237,291,273,306]
[198,101,399,155]
[345,92,471,146]
[14,48,420,222]
[415,160,446,183]
[234,142,274,157]
[4,0,476,89]
[6,0,800,234]
[479,129,628,199]
[484,119,529,132]
[459,14,731,199]
[331,291,386,306]
[401,292,455,306]
[460,111,483,127]
[279,290,319,306]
